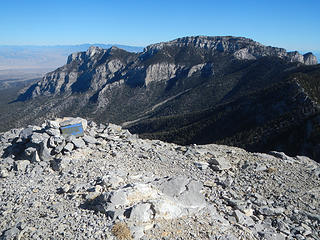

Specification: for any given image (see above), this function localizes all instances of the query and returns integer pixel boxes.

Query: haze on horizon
[0,0,319,52]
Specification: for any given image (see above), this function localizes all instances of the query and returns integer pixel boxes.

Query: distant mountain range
[1,36,320,161]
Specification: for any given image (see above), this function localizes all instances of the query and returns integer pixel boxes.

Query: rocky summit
[0,117,319,239]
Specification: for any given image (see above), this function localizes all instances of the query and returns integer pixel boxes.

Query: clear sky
[0,0,319,51]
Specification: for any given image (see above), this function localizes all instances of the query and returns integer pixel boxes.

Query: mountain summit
[0,117,319,239]
[8,36,320,161]
[146,36,317,64]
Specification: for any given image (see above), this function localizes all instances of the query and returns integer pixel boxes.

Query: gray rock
[83,135,98,145]
[39,138,52,161]
[101,175,123,188]
[1,118,320,240]
[19,127,34,140]
[258,206,285,216]
[65,135,76,143]
[178,180,205,207]
[46,120,60,129]
[209,157,231,170]
[72,138,86,149]
[130,226,145,240]
[45,128,61,136]
[48,136,58,148]
[259,232,286,240]
[304,211,320,222]
[268,151,295,162]
[1,157,14,171]
[108,190,128,206]
[54,141,66,154]
[158,176,190,197]
[129,203,153,222]
[30,132,46,144]
[63,142,74,152]
[254,164,267,171]
[234,210,255,227]
[303,52,318,65]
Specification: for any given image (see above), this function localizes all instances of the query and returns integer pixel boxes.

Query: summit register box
[60,122,84,137]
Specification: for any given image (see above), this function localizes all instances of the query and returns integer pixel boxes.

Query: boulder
[83,135,98,145]
[46,120,60,129]
[92,176,206,223]
[129,203,153,222]
[209,157,231,170]
[63,142,74,152]
[39,138,52,161]
[30,132,46,144]
[19,127,34,140]
[72,138,86,149]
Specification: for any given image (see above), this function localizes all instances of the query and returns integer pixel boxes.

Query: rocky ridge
[19,36,317,100]
[145,36,317,64]
[1,117,320,239]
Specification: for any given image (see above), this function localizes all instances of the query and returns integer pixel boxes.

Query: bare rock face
[25,46,128,98]
[145,63,180,85]
[303,52,318,65]
[234,48,256,60]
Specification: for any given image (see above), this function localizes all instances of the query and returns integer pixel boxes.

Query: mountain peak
[86,45,104,57]
[145,36,317,65]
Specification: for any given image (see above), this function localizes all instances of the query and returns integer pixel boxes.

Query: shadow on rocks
[79,194,105,212]
[1,137,26,160]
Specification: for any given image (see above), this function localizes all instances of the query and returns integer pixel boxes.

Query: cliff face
[27,46,133,97]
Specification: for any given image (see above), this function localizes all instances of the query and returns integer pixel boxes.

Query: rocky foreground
[0,117,319,240]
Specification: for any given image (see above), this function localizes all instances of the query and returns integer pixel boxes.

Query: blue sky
[0,0,319,52]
